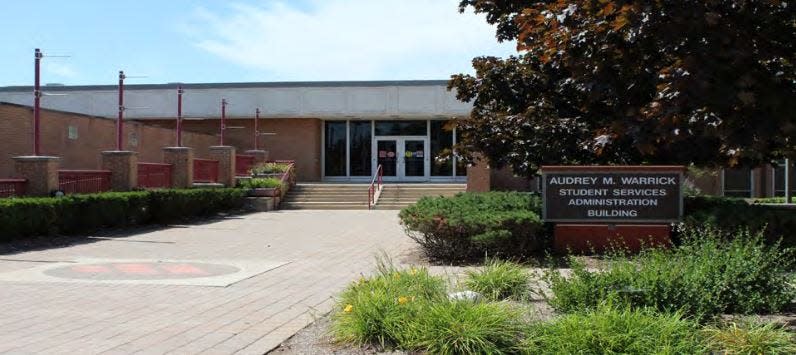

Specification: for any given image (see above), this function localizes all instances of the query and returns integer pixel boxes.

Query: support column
[466,154,491,192]
[786,158,792,203]
[12,156,60,196]
[163,147,194,188]
[101,151,138,191]
[209,146,236,187]
[245,149,269,165]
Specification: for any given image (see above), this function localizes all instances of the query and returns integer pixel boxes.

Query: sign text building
[541,166,685,223]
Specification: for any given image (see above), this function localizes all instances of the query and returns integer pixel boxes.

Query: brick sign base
[554,224,671,254]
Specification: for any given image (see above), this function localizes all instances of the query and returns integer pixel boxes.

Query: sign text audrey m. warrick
[540,166,685,223]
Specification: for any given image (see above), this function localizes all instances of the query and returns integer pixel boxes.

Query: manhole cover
[44,262,240,280]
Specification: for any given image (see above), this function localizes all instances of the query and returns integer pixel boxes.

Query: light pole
[254,108,260,150]
[219,98,228,145]
[33,48,42,156]
[116,71,125,150]
[176,86,184,147]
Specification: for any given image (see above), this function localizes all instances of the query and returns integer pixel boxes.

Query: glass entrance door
[403,139,426,179]
[376,140,398,177]
[375,137,428,181]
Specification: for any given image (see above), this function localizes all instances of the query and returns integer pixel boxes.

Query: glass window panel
[455,128,467,176]
[324,121,347,176]
[374,120,427,136]
[430,121,453,176]
[774,160,794,197]
[724,168,751,197]
[349,121,372,176]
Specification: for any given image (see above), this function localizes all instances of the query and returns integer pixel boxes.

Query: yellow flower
[358,276,366,284]
[344,304,353,313]
[409,267,418,276]
[393,273,401,280]
[397,296,409,305]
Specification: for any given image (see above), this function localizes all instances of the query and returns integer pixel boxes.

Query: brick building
[0,81,789,196]
[0,102,216,178]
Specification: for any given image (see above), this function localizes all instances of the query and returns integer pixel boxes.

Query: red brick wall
[0,103,216,178]
[143,118,323,181]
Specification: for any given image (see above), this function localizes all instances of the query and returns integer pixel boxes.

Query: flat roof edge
[0,80,452,92]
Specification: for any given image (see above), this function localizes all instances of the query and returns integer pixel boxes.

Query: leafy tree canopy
[449,0,795,176]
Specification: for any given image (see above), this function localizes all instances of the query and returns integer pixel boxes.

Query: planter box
[245,197,275,211]
[248,187,280,197]
[252,173,284,179]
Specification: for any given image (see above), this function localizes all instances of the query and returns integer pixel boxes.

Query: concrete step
[281,201,370,210]
[283,197,369,202]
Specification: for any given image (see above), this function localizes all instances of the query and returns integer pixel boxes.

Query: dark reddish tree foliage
[450,0,795,176]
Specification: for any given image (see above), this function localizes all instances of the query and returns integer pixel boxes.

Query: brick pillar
[163,147,194,188]
[245,149,269,164]
[466,155,491,192]
[12,156,60,196]
[101,151,138,191]
[209,146,236,187]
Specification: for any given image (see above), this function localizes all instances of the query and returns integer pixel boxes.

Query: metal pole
[254,108,260,150]
[33,48,42,156]
[176,86,183,147]
[220,98,227,146]
[117,71,125,151]
[786,158,792,203]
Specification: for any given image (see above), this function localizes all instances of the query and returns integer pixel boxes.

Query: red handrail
[138,163,173,189]
[0,178,27,198]
[58,170,112,194]
[368,164,383,210]
[235,154,256,176]
[193,159,220,183]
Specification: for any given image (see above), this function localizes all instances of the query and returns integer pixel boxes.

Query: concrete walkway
[0,210,412,354]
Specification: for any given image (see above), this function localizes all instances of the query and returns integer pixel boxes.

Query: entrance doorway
[375,137,428,181]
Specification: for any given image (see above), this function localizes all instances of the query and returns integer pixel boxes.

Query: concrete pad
[0,258,289,287]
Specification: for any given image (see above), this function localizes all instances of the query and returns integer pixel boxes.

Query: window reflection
[324,121,346,176]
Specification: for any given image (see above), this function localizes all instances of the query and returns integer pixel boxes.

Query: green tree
[450,0,796,176]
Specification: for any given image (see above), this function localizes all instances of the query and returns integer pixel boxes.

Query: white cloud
[43,62,78,79]
[183,0,516,80]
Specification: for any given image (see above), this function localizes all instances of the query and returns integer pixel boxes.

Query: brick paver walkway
[0,210,412,354]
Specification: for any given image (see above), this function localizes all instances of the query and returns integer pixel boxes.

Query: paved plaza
[0,210,413,354]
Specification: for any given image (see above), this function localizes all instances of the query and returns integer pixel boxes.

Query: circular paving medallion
[44,262,240,280]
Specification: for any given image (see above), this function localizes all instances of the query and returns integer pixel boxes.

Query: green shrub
[147,188,246,224]
[55,192,151,234]
[238,177,284,189]
[702,319,796,355]
[464,259,531,301]
[684,195,796,248]
[0,188,246,240]
[521,304,707,354]
[399,192,547,263]
[408,300,525,355]
[331,261,446,349]
[545,227,796,321]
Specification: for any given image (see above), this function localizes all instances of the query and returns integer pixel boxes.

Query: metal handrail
[368,164,384,210]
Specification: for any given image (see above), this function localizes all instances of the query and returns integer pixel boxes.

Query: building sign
[541,166,685,223]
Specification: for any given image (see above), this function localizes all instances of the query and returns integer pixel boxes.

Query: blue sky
[0,0,516,86]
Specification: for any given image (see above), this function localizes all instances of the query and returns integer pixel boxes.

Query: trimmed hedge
[399,192,546,263]
[0,188,247,241]
[684,196,796,248]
